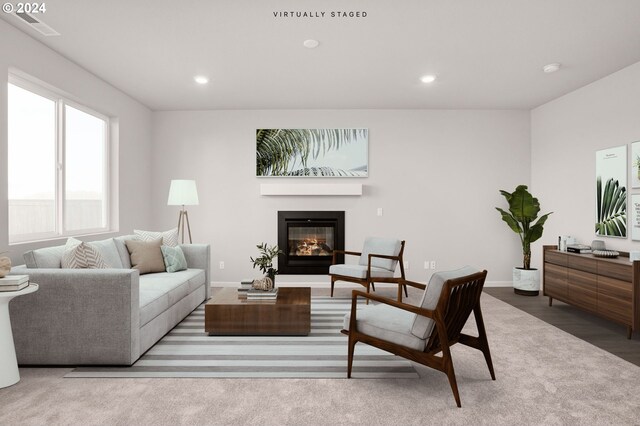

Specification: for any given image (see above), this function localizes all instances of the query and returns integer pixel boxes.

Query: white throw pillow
[134,228,179,247]
[61,237,108,269]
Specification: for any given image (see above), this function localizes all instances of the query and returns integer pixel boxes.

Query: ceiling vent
[14,12,60,36]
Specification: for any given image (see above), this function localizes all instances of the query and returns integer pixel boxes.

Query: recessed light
[303,39,319,49]
[194,75,209,84]
[543,63,561,73]
[420,75,436,84]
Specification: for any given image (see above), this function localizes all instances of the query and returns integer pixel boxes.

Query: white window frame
[8,75,111,244]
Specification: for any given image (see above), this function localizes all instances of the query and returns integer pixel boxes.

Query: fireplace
[278,211,345,275]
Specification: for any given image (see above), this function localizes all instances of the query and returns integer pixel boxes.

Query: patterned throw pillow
[61,238,108,269]
[134,228,179,247]
[161,245,188,273]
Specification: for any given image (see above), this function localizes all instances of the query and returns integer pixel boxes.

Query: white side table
[0,283,38,388]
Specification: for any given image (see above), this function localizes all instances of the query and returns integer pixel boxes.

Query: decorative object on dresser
[250,243,283,287]
[543,245,639,339]
[592,250,620,258]
[167,179,199,244]
[329,237,407,302]
[341,267,494,408]
[496,185,553,296]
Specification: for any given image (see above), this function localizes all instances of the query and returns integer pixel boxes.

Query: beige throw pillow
[125,238,166,275]
[62,237,108,269]
[134,228,179,247]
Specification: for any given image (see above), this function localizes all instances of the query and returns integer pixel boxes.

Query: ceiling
[3,0,640,111]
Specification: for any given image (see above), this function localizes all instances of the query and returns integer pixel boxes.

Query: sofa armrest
[180,244,211,299]
[8,267,140,366]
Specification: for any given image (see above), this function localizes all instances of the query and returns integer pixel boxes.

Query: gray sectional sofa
[8,235,210,366]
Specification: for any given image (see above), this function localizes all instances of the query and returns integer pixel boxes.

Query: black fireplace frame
[278,211,345,275]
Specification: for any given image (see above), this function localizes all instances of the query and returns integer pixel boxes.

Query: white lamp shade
[167,180,199,206]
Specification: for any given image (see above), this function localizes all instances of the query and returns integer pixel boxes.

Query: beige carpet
[1,289,639,425]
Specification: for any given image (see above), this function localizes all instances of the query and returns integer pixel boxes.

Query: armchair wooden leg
[365,282,370,305]
[474,305,496,380]
[445,359,462,408]
[403,282,408,298]
[347,335,357,378]
[397,284,403,303]
[331,278,335,298]
[370,282,376,292]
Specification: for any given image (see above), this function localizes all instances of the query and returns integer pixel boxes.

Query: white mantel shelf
[260,183,363,196]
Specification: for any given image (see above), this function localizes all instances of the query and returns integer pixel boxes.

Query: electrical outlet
[424,261,429,269]
[430,261,436,270]
[404,260,410,270]
[219,261,225,269]
[377,207,383,216]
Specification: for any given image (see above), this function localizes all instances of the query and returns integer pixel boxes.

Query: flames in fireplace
[291,237,332,256]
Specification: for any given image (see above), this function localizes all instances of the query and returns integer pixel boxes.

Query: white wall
[152,109,531,285]
[0,19,153,264]
[531,61,640,266]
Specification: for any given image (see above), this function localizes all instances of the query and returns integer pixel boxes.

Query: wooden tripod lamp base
[177,208,192,244]
[167,179,199,245]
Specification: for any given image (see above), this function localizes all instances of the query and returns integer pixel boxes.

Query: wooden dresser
[543,245,640,339]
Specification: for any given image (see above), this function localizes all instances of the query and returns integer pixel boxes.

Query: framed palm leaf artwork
[256,129,368,177]
[595,145,627,238]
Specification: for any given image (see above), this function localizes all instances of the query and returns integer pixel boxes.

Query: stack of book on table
[0,275,29,292]
[237,279,253,298]
[247,287,278,301]
[567,244,592,254]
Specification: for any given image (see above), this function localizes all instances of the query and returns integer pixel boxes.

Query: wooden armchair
[329,238,408,302]
[341,267,495,407]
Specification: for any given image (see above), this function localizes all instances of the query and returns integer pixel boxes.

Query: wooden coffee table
[205,287,311,335]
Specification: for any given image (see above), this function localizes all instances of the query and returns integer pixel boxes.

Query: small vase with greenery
[496,185,552,270]
[250,243,283,286]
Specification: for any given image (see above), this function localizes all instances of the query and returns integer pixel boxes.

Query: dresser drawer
[567,256,597,274]
[545,251,567,267]
[544,263,567,299]
[597,261,632,282]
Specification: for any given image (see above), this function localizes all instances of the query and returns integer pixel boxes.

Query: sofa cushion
[161,245,188,273]
[344,304,425,351]
[126,238,165,275]
[139,269,206,327]
[61,238,109,269]
[113,235,135,269]
[24,245,65,268]
[135,228,179,247]
[329,264,395,279]
[88,238,123,269]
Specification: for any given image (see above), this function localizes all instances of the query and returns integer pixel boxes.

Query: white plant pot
[512,267,540,296]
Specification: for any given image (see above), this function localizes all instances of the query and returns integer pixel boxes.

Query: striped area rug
[66,297,419,379]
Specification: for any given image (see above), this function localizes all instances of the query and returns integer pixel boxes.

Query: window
[8,78,110,243]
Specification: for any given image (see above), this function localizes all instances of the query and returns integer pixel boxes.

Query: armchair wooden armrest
[402,280,426,290]
[332,249,362,265]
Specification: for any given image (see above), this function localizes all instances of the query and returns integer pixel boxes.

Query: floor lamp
[167,179,199,244]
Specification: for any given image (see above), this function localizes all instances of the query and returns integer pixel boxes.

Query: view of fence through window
[8,81,108,243]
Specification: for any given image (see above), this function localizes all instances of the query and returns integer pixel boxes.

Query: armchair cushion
[411,266,480,339]
[344,304,425,351]
[358,237,402,271]
[329,264,395,279]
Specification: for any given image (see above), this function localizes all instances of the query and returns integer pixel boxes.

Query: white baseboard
[212,281,513,288]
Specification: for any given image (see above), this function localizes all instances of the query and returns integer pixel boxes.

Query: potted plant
[250,243,283,286]
[496,185,552,296]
